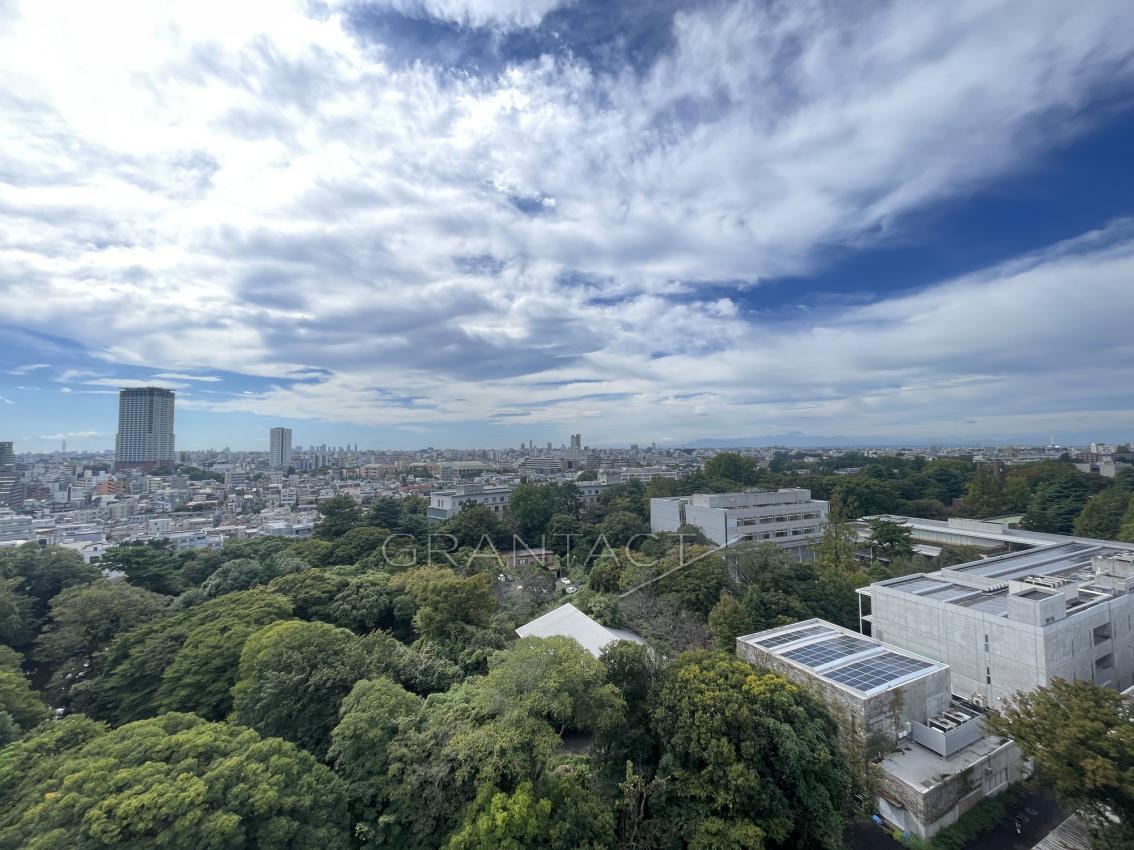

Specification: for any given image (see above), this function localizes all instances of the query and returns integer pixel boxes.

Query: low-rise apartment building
[427,484,514,521]
[650,488,827,550]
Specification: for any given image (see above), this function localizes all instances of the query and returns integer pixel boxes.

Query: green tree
[365,496,403,530]
[33,580,168,700]
[73,589,292,724]
[598,510,650,548]
[232,619,369,756]
[266,568,349,621]
[987,679,1134,847]
[327,573,396,634]
[960,465,1008,518]
[1118,494,1134,543]
[1022,470,1091,533]
[507,483,582,540]
[330,526,393,565]
[0,580,35,650]
[328,676,423,836]
[390,566,496,643]
[833,477,902,517]
[446,769,614,850]
[0,713,350,850]
[866,518,914,561]
[99,540,184,596]
[0,544,100,621]
[374,702,560,849]
[0,669,46,740]
[441,504,508,549]
[315,495,364,540]
[708,593,754,651]
[649,652,852,848]
[1074,484,1131,540]
[702,452,758,485]
[475,637,625,735]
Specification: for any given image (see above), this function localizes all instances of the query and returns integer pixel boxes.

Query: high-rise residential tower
[114,387,175,471]
[0,441,13,472]
[269,427,293,470]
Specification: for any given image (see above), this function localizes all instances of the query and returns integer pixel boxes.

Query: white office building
[427,484,514,521]
[269,427,293,470]
[114,387,175,471]
[860,542,1134,706]
[650,488,827,550]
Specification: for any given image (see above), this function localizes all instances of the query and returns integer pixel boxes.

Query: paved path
[842,788,1067,850]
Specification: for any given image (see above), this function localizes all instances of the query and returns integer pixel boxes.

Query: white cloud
[150,372,222,382]
[1,0,1132,443]
[337,0,566,29]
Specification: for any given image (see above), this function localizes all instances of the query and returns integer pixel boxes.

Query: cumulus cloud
[1,0,1132,443]
[338,0,567,30]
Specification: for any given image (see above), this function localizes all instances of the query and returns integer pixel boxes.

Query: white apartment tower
[114,387,175,471]
[269,427,293,470]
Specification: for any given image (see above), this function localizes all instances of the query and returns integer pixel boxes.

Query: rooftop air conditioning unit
[971,692,985,708]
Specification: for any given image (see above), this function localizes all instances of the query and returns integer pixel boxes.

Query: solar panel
[825,652,934,692]
[782,635,875,668]
[754,625,832,649]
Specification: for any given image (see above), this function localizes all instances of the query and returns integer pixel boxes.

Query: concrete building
[860,542,1134,706]
[518,456,566,475]
[855,514,1134,553]
[427,483,513,521]
[651,488,827,550]
[0,441,13,471]
[738,619,1024,838]
[269,427,293,470]
[115,387,175,471]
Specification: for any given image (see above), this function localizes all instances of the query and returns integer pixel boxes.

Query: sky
[2,0,1134,452]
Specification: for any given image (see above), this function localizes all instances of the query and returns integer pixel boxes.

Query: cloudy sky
[2,0,1134,452]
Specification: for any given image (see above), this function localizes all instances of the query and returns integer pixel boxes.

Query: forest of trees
[2,453,1131,847]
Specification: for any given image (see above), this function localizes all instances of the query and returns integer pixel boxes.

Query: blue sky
[3,0,1134,452]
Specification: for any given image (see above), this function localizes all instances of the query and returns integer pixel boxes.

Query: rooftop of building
[866,541,1134,621]
[879,730,1013,792]
[516,603,644,658]
[738,618,947,698]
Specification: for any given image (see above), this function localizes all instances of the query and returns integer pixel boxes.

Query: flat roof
[739,619,945,697]
[872,541,1131,619]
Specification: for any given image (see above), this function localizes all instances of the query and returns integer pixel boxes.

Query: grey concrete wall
[649,498,685,534]
[876,740,1024,838]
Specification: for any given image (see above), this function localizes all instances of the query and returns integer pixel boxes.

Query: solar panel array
[754,625,832,649]
[825,652,934,692]
[782,635,874,668]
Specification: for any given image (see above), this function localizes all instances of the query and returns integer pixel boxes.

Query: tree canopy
[0,713,349,850]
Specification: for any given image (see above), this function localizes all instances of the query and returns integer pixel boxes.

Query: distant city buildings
[114,387,175,471]
[650,488,828,551]
[269,427,293,470]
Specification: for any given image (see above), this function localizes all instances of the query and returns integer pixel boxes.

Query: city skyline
[4,1,1134,452]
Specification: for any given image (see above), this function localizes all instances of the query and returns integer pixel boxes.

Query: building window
[986,667,991,685]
